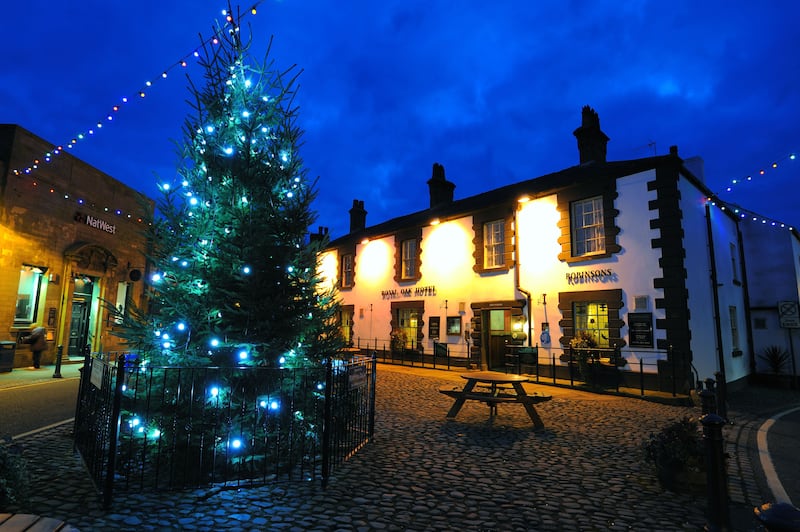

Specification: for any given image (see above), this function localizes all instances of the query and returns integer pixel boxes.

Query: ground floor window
[573,301,609,347]
[341,305,354,347]
[15,265,47,324]
[390,301,424,351]
[559,289,624,349]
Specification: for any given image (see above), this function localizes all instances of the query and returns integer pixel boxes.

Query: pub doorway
[470,300,527,370]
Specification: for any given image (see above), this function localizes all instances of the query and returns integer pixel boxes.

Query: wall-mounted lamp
[359,308,365,319]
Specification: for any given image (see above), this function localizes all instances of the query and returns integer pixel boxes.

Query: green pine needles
[114,6,342,369]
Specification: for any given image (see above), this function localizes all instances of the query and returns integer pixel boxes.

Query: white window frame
[401,239,417,279]
[15,265,46,324]
[341,254,354,288]
[571,196,605,256]
[729,306,740,351]
[484,219,505,269]
[573,301,610,348]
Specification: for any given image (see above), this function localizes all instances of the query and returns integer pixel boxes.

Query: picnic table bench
[438,371,551,430]
[0,513,78,531]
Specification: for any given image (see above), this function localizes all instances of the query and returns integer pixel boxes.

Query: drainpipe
[705,203,726,380]
[514,205,533,347]
[737,223,756,377]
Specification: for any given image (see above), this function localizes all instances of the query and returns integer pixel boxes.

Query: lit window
[484,219,505,268]
[15,265,46,323]
[340,306,354,346]
[341,254,354,288]
[397,307,421,348]
[573,301,609,347]
[571,196,605,256]
[401,239,417,279]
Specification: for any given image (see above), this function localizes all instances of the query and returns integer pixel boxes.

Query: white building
[319,107,772,392]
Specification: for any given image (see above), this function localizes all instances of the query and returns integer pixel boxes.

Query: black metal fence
[73,352,376,509]
[354,340,690,398]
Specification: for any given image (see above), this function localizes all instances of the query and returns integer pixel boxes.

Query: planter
[658,467,706,495]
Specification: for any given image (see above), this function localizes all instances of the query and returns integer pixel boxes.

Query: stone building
[0,125,153,367]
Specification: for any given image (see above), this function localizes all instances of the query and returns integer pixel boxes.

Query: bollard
[714,371,728,421]
[52,344,64,379]
[701,413,730,531]
[699,380,717,415]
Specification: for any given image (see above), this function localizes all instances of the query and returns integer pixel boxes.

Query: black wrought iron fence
[73,353,376,509]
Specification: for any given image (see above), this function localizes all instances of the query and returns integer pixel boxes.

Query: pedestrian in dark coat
[25,327,47,369]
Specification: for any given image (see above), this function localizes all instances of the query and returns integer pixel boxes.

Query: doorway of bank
[68,276,96,358]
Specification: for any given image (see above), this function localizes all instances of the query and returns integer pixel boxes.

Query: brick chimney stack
[427,162,456,208]
[349,199,367,233]
[573,106,610,165]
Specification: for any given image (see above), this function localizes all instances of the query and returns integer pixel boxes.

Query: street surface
[0,377,79,436]
[767,408,800,506]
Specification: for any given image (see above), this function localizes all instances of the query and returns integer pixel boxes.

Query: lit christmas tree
[117,6,342,369]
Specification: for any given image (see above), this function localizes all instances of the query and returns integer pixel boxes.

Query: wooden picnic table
[438,371,551,430]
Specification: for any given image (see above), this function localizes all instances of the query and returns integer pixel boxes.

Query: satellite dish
[129,269,142,282]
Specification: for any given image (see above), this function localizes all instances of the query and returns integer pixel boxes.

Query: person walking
[25,326,47,369]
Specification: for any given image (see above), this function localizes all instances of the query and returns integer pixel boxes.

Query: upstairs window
[341,254,354,288]
[484,219,505,269]
[571,196,605,256]
[401,239,418,280]
[730,243,740,284]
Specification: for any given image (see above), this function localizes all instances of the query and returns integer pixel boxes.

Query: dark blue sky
[3,1,798,238]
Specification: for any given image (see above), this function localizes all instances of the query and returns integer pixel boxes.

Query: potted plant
[758,345,793,388]
[389,329,408,354]
[569,332,599,385]
[642,416,706,493]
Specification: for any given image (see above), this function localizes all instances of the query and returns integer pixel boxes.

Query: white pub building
[319,107,797,393]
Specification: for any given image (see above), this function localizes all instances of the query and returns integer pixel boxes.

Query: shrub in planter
[642,416,706,493]
[758,345,791,374]
[0,436,30,508]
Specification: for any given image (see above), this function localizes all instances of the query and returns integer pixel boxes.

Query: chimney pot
[573,105,610,165]
[427,163,456,208]
[349,199,367,233]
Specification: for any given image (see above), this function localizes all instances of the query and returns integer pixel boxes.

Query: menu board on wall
[428,316,440,340]
[628,312,653,348]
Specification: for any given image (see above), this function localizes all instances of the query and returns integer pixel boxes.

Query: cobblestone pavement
[4,365,798,531]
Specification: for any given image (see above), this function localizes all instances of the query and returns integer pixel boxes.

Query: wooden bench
[0,513,78,531]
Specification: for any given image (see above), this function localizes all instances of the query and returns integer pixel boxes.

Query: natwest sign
[74,211,117,235]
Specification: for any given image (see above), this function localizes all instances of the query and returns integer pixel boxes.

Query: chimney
[426,162,456,208]
[573,106,610,165]
[309,226,329,243]
[349,199,367,233]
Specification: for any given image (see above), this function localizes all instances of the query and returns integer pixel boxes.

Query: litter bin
[0,341,16,373]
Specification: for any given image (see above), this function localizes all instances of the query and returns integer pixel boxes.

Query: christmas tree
[118,5,342,368]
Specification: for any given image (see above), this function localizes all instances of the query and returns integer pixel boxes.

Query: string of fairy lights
[706,151,797,231]
[7,0,796,234]
[10,2,265,224]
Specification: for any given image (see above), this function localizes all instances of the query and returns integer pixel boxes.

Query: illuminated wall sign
[381,285,437,299]
[566,268,613,284]
[74,211,117,235]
